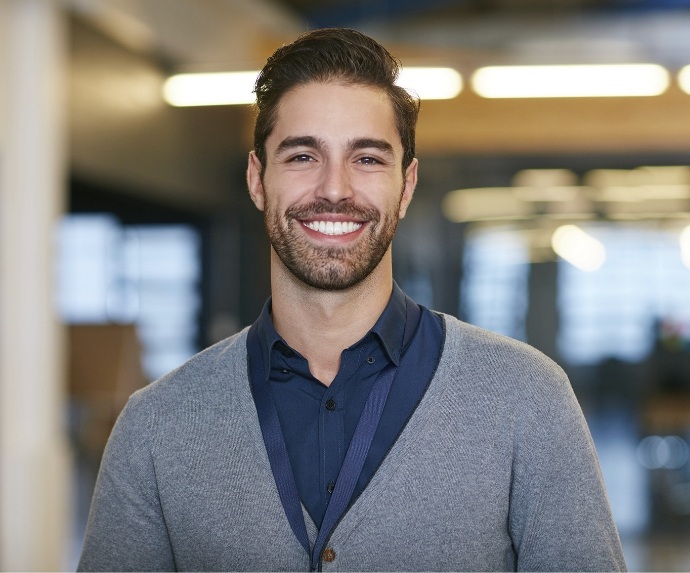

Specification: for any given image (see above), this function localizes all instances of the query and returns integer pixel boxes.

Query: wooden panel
[69,324,146,456]
[416,84,690,155]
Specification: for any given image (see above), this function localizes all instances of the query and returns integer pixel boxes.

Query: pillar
[0,1,71,570]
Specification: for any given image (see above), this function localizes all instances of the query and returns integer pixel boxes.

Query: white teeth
[304,220,362,235]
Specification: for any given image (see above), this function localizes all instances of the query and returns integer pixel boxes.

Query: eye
[357,156,381,165]
[289,153,315,163]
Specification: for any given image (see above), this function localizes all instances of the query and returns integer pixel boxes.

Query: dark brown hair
[253,28,420,171]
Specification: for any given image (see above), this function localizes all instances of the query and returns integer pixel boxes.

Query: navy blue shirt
[253,284,443,527]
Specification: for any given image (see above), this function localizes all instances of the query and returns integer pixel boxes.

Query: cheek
[351,170,403,194]
[370,180,406,213]
[264,172,316,206]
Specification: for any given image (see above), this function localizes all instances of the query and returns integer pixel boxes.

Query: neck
[270,250,393,386]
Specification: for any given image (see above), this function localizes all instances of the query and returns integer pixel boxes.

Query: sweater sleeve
[78,391,176,572]
[507,360,627,572]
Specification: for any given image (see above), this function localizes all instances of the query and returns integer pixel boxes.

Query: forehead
[268,82,400,151]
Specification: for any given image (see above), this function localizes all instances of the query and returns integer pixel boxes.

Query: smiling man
[79,29,626,572]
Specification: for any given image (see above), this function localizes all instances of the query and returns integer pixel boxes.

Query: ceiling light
[163,66,463,106]
[679,65,690,95]
[586,166,690,188]
[163,71,259,106]
[442,187,533,222]
[551,225,606,271]
[397,67,462,100]
[472,64,670,98]
[512,169,578,188]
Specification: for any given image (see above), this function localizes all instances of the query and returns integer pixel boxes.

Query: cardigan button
[322,548,336,563]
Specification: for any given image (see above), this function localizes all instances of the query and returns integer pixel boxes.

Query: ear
[398,158,418,219]
[247,151,266,211]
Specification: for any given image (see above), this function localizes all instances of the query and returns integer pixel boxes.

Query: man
[79,28,626,572]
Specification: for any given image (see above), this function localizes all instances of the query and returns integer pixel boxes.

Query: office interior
[2,0,690,570]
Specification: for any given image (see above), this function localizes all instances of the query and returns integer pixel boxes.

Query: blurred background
[1,0,690,570]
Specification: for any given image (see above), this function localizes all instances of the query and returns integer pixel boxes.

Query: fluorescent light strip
[163,67,463,107]
[472,64,670,99]
[163,71,259,106]
[398,67,463,100]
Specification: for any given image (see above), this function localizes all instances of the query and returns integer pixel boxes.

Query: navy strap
[310,363,396,570]
[247,295,421,570]
[247,321,311,555]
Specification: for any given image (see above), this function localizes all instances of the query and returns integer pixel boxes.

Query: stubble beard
[264,198,401,291]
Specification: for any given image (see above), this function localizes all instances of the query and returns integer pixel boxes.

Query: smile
[303,221,363,236]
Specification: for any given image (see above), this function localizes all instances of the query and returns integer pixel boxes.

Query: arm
[78,393,176,572]
[508,365,627,572]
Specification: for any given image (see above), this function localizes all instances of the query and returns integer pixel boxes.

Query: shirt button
[325,398,336,411]
[366,356,375,364]
[322,548,336,563]
[326,481,335,494]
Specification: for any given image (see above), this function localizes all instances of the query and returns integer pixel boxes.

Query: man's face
[247,81,417,291]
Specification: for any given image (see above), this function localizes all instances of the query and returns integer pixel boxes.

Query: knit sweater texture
[78,314,626,572]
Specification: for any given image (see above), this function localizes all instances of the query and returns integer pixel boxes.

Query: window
[558,225,690,366]
[58,214,201,380]
[461,227,529,341]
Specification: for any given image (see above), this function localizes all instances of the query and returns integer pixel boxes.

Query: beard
[264,197,402,291]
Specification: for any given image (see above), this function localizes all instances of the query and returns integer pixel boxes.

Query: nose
[315,160,354,204]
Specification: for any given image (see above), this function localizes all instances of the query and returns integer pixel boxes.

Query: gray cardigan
[78,314,626,572]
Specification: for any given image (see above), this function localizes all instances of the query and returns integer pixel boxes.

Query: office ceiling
[278,0,689,28]
[288,0,690,72]
[68,0,690,71]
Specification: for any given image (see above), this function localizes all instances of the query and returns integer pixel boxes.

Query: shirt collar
[368,282,407,366]
[255,298,283,381]
[255,282,409,380]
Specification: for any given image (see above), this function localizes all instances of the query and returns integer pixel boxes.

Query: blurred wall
[69,15,246,214]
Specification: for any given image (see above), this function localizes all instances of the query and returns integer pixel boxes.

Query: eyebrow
[348,138,395,157]
[275,136,322,154]
[274,135,396,158]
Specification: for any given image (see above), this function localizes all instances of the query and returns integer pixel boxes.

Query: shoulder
[430,315,594,473]
[435,313,571,407]
[121,327,251,422]
[439,313,563,373]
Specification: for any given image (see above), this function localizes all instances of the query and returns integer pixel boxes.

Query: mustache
[285,200,380,221]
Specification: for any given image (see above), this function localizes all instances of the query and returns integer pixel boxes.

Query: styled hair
[253,28,420,171]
